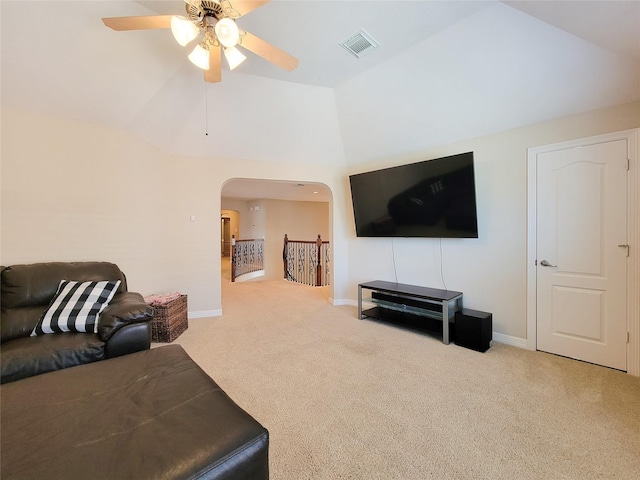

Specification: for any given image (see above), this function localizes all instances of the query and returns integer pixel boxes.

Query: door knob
[540,260,558,267]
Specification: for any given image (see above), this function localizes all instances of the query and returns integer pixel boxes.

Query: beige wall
[2,101,638,340]
[1,107,348,315]
[346,101,640,341]
[264,199,330,280]
[241,199,267,241]
[221,201,246,240]
[0,108,174,293]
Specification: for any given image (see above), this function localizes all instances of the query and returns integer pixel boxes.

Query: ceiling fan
[102,0,298,83]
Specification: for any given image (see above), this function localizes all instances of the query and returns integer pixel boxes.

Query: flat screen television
[349,152,478,238]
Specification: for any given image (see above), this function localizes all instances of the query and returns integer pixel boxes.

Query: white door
[536,138,629,371]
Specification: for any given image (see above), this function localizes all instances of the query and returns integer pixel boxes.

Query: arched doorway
[220,178,332,289]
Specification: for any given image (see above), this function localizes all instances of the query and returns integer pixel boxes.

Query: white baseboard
[332,298,356,306]
[492,332,529,349]
[235,270,265,282]
[188,310,222,319]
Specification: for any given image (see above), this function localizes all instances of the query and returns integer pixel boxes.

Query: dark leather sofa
[0,263,269,479]
[1,261,154,384]
[1,345,270,480]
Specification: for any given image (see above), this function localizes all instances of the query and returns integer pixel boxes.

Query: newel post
[283,234,289,279]
[231,234,236,282]
[316,234,322,286]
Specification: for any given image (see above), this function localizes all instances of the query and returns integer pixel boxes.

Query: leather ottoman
[0,345,269,480]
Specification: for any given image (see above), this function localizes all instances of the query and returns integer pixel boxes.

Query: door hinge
[626,158,630,171]
[628,331,630,344]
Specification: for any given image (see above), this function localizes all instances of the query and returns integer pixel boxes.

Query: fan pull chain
[205,85,209,136]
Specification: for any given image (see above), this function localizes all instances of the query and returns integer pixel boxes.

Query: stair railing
[283,234,330,286]
[231,236,264,282]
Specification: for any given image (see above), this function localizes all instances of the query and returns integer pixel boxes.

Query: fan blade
[102,15,173,31]
[232,1,271,17]
[205,46,222,83]
[241,31,298,71]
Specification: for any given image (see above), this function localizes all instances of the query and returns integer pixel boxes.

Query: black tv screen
[349,152,478,238]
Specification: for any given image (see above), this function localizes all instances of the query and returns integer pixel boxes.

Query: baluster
[283,234,288,279]
[316,234,322,287]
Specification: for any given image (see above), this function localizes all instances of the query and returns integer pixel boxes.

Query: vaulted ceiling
[2,0,639,178]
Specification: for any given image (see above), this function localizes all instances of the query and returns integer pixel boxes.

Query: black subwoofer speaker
[454,309,492,352]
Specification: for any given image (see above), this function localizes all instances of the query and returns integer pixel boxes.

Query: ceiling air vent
[340,29,380,58]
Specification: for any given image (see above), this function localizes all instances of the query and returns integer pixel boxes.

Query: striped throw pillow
[31,280,121,335]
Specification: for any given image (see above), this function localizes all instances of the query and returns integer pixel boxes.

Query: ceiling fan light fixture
[171,16,199,46]
[215,17,240,48]
[188,44,210,70]
[223,46,246,70]
[103,1,299,84]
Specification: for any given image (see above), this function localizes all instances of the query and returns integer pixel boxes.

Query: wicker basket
[150,295,188,342]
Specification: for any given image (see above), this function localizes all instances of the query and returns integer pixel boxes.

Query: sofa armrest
[98,292,154,342]
[105,322,151,358]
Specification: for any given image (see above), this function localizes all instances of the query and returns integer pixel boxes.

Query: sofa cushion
[0,305,47,344]
[0,345,269,479]
[1,262,127,310]
[31,280,120,336]
[0,334,105,384]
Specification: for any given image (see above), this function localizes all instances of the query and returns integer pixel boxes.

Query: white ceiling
[504,0,640,62]
[135,0,494,87]
[222,177,332,202]
[2,0,639,202]
[130,0,640,87]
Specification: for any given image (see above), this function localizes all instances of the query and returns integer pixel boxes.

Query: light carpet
[165,278,639,480]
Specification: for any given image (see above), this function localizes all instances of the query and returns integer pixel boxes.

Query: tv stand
[358,281,463,344]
